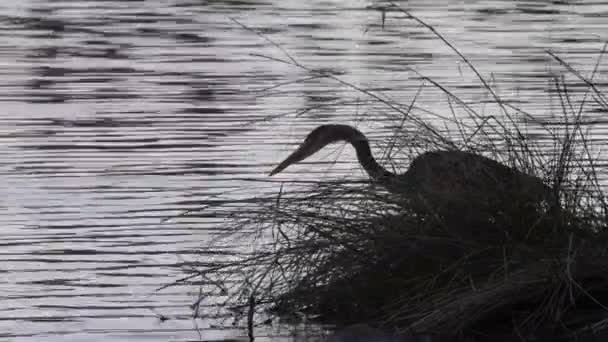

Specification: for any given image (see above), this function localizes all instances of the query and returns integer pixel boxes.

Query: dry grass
[163,5,608,342]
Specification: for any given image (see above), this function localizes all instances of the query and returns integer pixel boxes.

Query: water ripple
[1,0,607,341]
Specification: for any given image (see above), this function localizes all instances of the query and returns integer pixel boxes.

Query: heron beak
[269,144,310,176]
[269,162,288,176]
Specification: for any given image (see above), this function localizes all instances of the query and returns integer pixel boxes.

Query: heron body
[269,124,554,222]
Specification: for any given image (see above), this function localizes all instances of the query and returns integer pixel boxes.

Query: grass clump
[166,5,608,342]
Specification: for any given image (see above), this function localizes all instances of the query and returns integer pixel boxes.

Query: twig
[248,294,255,342]
[546,49,608,109]
[388,2,509,118]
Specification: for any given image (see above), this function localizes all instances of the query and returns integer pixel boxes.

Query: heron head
[269,125,351,176]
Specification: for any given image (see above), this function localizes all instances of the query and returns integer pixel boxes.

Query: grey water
[1,0,607,341]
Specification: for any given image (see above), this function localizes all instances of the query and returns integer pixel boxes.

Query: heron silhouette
[269,124,554,222]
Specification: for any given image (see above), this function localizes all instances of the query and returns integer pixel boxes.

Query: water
[1,0,607,340]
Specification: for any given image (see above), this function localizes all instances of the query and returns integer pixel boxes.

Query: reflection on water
[1,0,607,340]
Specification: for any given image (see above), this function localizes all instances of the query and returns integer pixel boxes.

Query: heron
[269,124,555,222]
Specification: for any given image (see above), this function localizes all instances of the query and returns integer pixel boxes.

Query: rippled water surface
[1,0,608,340]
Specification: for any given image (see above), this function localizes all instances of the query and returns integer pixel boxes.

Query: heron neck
[348,136,394,182]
